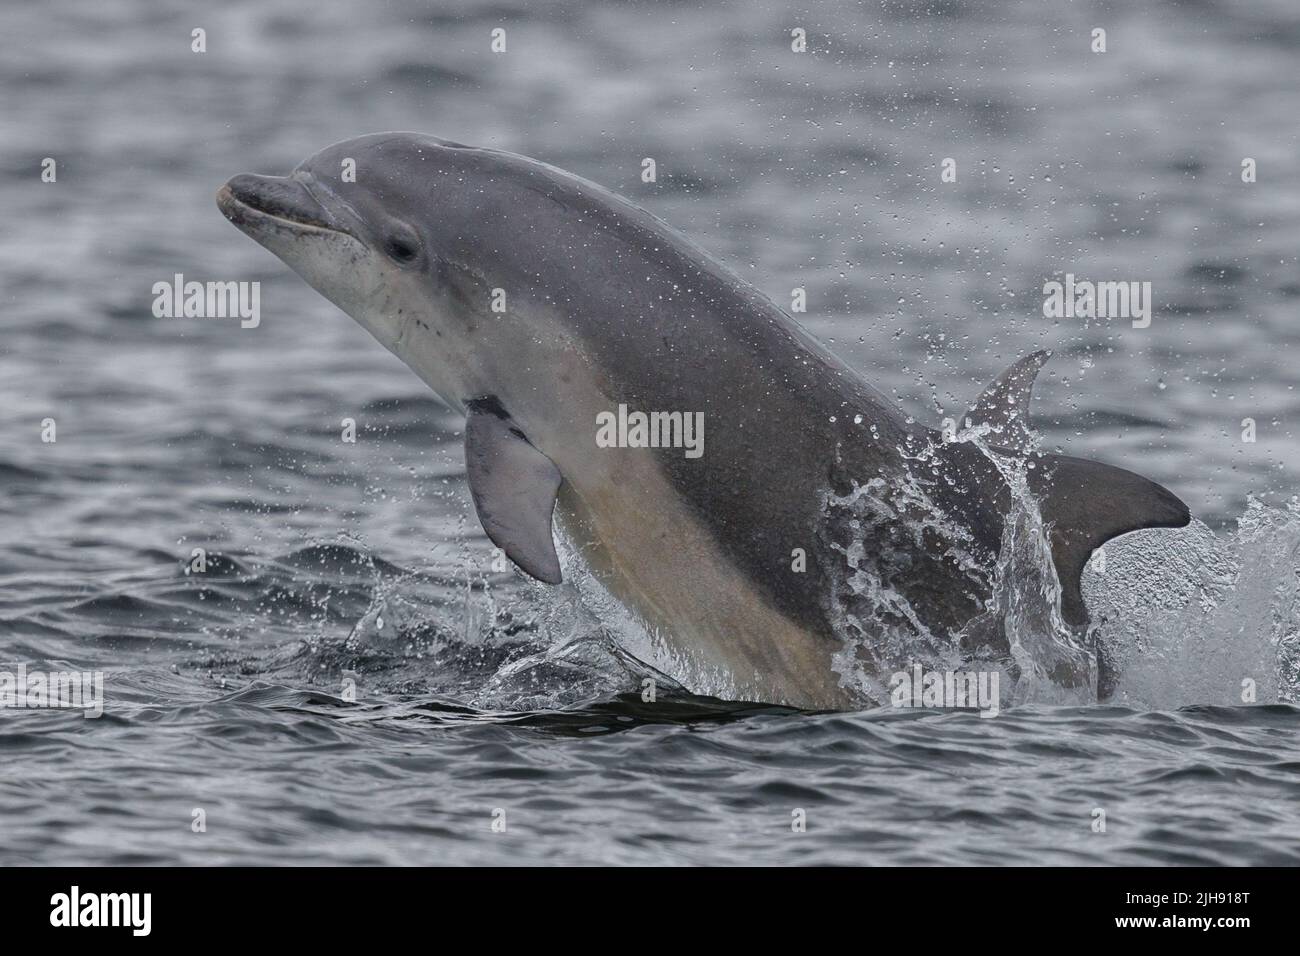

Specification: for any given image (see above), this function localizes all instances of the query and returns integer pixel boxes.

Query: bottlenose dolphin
[217,132,1190,709]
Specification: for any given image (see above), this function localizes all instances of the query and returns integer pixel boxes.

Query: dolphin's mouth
[217,173,352,237]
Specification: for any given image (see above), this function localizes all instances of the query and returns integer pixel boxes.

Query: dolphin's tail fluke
[1028,454,1190,626]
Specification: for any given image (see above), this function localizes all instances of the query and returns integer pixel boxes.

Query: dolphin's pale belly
[554,452,852,710]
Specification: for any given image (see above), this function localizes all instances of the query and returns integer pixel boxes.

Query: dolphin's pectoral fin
[1028,454,1191,627]
[964,349,1051,452]
[464,398,563,584]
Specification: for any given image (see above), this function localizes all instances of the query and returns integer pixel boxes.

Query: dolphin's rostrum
[218,132,1190,710]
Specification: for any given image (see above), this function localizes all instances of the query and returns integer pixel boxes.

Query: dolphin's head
[218,132,561,411]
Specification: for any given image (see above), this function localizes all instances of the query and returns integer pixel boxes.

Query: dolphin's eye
[384,229,420,263]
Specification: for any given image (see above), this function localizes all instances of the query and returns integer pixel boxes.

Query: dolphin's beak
[216,174,350,237]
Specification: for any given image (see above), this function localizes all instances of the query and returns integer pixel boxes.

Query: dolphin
[217,132,1190,710]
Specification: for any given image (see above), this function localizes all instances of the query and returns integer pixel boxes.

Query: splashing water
[821,424,1300,712]
[979,439,1099,706]
[1084,496,1300,708]
[823,429,1097,709]
[311,529,689,712]
[823,472,989,703]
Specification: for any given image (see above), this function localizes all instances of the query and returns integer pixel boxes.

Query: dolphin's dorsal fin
[464,398,563,584]
[964,349,1051,452]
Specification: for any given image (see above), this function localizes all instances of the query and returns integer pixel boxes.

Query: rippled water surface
[3,0,1300,865]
